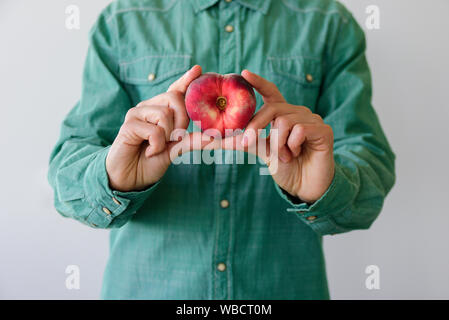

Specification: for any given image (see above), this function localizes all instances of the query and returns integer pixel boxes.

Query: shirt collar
[191,0,271,15]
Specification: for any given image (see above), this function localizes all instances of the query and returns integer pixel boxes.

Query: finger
[167,132,270,163]
[167,65,202,94]
[167,132,216,161]
[118,119,166,157]
[144,92,190,130]
[221,133,271,163]
[241,69,286,103]
[287,123,307,158]
[272,116,293,163]
[168,132,224,155]
[242,103,282,147]
[127,105,174,141]
[144,123,168,157]
[287,123,333,153]
[243,104,319,148]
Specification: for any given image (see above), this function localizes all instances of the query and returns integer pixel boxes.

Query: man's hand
[105,65,202,192]
[241,70,335,203]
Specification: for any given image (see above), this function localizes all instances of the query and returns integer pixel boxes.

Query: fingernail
[279,150,290,163]
[241,135,248,147]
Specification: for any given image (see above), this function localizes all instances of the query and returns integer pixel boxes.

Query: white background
[1,0,448,299]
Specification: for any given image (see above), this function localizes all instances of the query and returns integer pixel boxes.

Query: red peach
[185,72,256,137]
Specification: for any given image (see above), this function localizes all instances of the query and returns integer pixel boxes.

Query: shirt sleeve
[47,11,156,229]
[274,12,396,236]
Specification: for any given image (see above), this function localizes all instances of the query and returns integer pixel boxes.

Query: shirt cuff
[274,163,357,236]
[83,147,158,228]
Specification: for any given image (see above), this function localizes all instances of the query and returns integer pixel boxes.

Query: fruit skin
[185,72,256,137]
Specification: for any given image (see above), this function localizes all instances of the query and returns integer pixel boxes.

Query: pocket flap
[268,56,322,87]
[119,54,192,85]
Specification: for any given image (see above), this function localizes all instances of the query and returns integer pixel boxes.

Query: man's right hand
[106,65,202,192]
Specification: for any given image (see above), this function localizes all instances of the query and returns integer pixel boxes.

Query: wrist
[296,160,335,203]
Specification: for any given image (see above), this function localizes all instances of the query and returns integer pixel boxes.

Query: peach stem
[216,96,227,111]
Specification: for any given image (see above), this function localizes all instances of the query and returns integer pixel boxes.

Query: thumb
[241,69,285,103]
[167,65,202,94]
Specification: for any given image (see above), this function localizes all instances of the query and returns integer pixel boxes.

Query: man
[48,0,395,299]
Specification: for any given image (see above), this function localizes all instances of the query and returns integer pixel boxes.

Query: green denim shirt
[48,0,395,299]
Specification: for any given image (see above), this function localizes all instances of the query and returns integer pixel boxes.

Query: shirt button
[306,74,313,83]
[225,0,232,2]
[217,263,227,272]
[220,199,230,209]
[307,215,317,221]
[225,25,234,33]
[112,197,121,206]
[102,207,112,215]
[148,73,156,82]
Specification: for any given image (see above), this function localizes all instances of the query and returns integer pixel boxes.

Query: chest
[116,6,327,114]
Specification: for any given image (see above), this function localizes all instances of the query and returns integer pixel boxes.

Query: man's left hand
[240,70,335,203]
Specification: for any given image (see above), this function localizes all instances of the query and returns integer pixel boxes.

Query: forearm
[48,139,154,229]
[275,140,395,236]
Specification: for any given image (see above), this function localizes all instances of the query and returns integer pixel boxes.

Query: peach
[185,73,256,137]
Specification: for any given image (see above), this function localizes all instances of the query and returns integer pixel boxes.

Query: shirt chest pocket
[119,54,192,105]
[267,56,323,112]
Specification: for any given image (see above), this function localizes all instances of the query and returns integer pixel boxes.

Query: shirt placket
[212,0,240,300]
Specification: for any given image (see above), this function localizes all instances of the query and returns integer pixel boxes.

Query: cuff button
[306,215,317,221]
[306,74,314,83]
[102,207,112,215]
